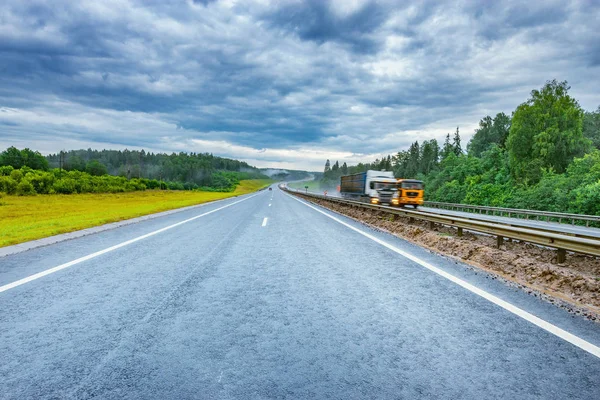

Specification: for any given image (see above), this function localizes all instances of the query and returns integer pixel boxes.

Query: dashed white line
[262,217,268,227]
[287,193,600,359]
[0,193,261,294]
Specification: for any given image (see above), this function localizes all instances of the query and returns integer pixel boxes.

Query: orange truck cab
[396,179,424,208]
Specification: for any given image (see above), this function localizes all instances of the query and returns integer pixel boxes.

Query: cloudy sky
[1,0,599,170]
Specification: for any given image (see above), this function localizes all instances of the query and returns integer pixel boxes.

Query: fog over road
[1,187,599,399]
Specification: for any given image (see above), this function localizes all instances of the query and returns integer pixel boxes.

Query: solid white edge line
[262,217,268,227]
[0,193,261,294]
[286,193,600,359]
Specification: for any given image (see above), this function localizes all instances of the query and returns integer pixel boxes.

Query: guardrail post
[457,227,463,237]
[557,248,566,263]
[497,235,503,248]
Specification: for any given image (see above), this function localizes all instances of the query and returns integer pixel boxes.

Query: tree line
[321,80,600,215]
[0,147,268,195]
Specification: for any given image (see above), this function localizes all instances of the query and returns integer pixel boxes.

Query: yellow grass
[0,179,273,248]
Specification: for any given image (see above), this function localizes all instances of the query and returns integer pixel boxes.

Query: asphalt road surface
[1,187,600,399]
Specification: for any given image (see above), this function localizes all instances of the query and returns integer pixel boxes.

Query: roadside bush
[142,179,161,189]
[16,180,36,196]
[52,178,78,194]
[0,166,14,176]
[571,182,600,215]
[433,180,465,203]
[10,169,23,183]
[0,176,17,194]
[464,182,512,206]
[166,181,185,190]
[0,165,247,195]
[25,171,55,194]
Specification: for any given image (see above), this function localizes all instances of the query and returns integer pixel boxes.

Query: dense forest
[0,147,268,194]
[321,80,600,215]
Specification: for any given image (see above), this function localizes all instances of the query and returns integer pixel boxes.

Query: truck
[340,170,399,205]
[396,178,424,208]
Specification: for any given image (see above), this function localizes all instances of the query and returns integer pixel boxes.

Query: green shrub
[10,169,23,183]
[52,178,77,194]
[572,182,600,215]
[0,176,17,194]
[16,180,36,196]
[433,180,465,203]
[25,171,55,194]
[0,166,14,176]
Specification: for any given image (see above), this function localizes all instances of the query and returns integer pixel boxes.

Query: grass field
[0,179,273,248]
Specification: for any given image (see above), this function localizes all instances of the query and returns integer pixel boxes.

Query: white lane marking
[262,217,268,227]
[269,204,272,207]
[0,193,261,294]
[287,194,600,359]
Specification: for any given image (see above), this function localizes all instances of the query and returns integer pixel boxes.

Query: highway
[1,186,600,399]
[294,187,600,239]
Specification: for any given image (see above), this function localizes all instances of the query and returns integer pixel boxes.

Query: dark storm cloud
[470,1,569,41]
[261,0,392,54]
[0,0,599,169]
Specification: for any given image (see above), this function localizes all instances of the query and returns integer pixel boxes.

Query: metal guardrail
[283,187,600,262]
[424,201,600,227]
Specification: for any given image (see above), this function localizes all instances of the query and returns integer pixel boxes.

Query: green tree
[0,147,24,168]
[406,141,420,177]
[441,133,453,159]
[85,160,108,176]
[453,127,463,156]
[467,113,511,157]
[393,150,409,177]
[419,139,439,174]
[65,155,86,171]
[341,162,348,175]
[583,106,600,150]
[20,148,49,170]
[507,80,589,182]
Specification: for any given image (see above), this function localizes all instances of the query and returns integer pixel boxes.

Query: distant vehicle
[269,187,272,191]
[340,170,398,205]
[396,179,424,208]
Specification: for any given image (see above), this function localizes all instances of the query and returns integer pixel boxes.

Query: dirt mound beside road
[300,195,600,321]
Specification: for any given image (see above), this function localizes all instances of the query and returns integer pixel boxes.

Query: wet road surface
[1,187,599,399]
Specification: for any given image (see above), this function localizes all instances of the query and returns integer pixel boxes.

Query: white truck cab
[364,170,398,204]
